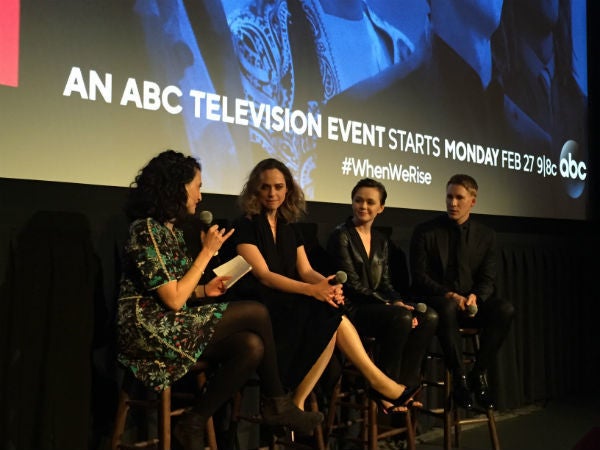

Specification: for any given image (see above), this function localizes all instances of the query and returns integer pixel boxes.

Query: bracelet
[191,263,204,276]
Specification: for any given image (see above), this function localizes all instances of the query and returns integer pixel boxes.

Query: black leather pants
[350,303,439,386]
[426,295,515,375]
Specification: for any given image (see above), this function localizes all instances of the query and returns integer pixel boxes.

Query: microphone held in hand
[406,302,428,317]
[197,210,220,256]
[329,270,347,285]
[409,302,427,314]
[466,303,478,317]
[197,210,213,231]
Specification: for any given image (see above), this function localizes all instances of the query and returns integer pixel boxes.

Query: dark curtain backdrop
[493,234,598,409]
[0,211,97,450]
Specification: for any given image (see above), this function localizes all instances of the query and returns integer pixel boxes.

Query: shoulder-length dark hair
[238,158,306,222]
[126,149,201,223]
[351,178,388,205]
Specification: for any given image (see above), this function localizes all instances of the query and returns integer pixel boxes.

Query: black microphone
[197,210,213,231]
[466,303,478,317]
[329,270,347,285]
[404,301,428,319]
[197,210,220,257]
[407,302,427,314]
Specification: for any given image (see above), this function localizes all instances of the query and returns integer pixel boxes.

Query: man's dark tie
[456,225,472,293]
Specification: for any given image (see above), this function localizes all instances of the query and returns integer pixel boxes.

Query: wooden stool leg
[367,398,377,450]
[112,363,219,450]
[324,376,342,441]
[443,369,452,450]
[309,391,326,450]
[453,406,460,448]
[159,388,171,450]
[195,366,218,450]
[487,409,500,450]
[405,408,416,450]
[205,416,218,450]
[111,389,131,450]
[360,393,369,449]
[420,330,502,450]
[325,338,414,450]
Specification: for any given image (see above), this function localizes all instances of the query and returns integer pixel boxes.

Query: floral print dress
[117,217,228,391]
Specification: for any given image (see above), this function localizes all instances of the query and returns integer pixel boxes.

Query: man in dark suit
[409,174,515,410]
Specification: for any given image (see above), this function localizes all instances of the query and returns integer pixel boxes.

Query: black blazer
[409,215,496,302]
[327,217,402,309]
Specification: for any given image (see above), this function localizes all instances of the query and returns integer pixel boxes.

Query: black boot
[261,394,324,434]
[173,410,206,450]
[452,373,474,410]
[468,370,495,410]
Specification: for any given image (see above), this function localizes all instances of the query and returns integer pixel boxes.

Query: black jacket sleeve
[327,221,402,307]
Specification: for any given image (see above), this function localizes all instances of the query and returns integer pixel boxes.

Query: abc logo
[559,143,586,180]
[559,140,586,199]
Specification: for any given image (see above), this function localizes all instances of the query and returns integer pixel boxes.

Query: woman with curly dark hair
[117,150,322,450]
[234,158,420,415]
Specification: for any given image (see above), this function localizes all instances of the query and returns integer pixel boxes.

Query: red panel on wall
[0,0,20,87]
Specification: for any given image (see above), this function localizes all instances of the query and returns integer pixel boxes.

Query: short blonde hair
[447,174,478,197]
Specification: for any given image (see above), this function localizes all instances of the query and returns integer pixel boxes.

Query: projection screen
[0,0,589,219]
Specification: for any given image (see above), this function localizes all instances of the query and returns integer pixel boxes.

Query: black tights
[193,300,284,418]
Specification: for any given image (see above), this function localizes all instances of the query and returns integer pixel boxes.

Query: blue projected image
[135,0,429,197]
[322,0,588,217]
[495,0,588,199]
[571,0,587,96]
[496,0,587,155]
[133,0,588,218]
[1,0,588,219]
[133,0,247,194]
[226,0,425,197]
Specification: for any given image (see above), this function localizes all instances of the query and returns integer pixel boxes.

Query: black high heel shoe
[368,385,423,414]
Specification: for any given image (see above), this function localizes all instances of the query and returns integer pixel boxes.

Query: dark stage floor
[407,395,600,450]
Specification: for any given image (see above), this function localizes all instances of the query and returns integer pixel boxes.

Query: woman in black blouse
[234,159,419,414]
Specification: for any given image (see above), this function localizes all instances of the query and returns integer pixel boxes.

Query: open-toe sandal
[368,385,423,414]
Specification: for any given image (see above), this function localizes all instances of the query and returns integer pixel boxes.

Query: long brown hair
[238,158,306,222]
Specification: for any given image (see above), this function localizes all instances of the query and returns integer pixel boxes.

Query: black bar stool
[323,338,417,450]
[419,328,500,450]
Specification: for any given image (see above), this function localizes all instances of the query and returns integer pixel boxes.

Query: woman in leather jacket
[327,178,438,411]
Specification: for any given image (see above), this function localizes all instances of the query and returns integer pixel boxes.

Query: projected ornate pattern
[229,0,319,195]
